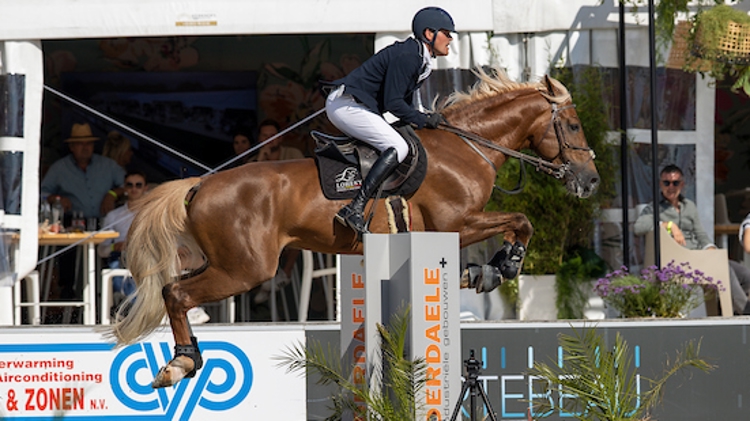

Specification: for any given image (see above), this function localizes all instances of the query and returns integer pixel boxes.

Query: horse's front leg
[458,211,533,293]
[459,210,533,247]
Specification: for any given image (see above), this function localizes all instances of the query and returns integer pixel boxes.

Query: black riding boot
[335,147,400,235]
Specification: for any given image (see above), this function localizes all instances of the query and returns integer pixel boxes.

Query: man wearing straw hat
[40,123,125,309]
[41,122,126,219]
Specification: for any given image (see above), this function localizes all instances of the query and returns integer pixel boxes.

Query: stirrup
[335,205,370,236]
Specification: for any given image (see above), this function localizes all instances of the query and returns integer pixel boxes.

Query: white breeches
[325,85,409,162]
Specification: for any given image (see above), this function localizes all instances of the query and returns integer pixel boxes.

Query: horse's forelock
[441,67,571,111]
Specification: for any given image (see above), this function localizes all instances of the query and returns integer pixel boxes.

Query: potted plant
[593,260,724,318]
[556,247,608,319]
[278,307,428,420]
[528,326,715,420]
[686,4,750,95]
[490,66,617,319]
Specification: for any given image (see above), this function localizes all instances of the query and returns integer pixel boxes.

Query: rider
[325,6,455,236]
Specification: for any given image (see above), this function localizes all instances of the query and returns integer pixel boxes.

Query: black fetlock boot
[335,147,400,236]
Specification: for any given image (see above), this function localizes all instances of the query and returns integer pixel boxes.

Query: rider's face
[426,28,453,57]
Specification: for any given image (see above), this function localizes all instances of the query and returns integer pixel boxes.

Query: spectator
[97,170,210,324]
[41,123,125,218]
[41,123,125,305]
[230,126,254,167]
[103,130,134,170]
[635,164,750,315]
[251,119,304,162]
[741,213,750,255]
[97,170,147,308]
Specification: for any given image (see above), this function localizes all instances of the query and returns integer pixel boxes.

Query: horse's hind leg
[151,266,264,388]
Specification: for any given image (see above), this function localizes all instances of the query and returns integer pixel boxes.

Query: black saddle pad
[312,126,428,200]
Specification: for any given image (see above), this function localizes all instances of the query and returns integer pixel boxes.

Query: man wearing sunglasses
[97,170,149,307]
[635,164,750,315]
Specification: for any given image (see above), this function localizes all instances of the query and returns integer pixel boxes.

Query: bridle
[439,96,595,194]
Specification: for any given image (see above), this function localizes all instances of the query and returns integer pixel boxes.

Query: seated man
[635,164,750,315]
[41,123,125,218]
[41,123,125,304]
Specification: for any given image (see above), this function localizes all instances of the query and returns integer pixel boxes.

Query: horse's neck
[444,90,547,159]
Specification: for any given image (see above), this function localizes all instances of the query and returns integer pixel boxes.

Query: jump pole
[340,232,461,420]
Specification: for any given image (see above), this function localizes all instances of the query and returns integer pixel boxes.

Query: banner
[0,327,306,420]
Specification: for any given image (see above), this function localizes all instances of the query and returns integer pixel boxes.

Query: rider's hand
[424,113,446,129]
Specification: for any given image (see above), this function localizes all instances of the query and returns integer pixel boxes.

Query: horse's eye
[569,123,580,132]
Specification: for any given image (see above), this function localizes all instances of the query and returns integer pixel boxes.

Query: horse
[107,68,600,388]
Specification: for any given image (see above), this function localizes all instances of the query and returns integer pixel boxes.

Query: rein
[439,100,595,194]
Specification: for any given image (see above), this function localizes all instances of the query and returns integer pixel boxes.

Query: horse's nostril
[591,177,599,186]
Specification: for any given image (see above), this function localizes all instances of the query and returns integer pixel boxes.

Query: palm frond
[529,326,714,421]
[276,305,429,421]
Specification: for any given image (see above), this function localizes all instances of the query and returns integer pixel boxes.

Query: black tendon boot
[335,147,400,236]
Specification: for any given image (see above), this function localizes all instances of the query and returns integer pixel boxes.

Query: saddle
[312,124,428,200]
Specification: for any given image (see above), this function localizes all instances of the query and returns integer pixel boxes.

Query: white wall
[0,0,494,40]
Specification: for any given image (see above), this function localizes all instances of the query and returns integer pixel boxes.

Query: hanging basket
[693,19,750,65]
[690,4,750,66]
[667,20,710,71]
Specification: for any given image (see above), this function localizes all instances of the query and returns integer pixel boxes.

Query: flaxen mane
[441,67,571,111]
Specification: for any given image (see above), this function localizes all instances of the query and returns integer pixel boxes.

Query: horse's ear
[544,75,556,95]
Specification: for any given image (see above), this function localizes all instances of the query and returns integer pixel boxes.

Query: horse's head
[441,69,600,199]
[531,75,600,198]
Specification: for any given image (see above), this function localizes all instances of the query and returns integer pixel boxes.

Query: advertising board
[0,325,306,420]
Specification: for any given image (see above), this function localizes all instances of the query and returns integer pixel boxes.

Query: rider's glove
[424,113,446,129]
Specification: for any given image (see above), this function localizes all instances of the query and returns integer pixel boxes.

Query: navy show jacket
[332,37,429,129]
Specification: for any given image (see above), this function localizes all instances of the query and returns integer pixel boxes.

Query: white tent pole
[0,40,43,325]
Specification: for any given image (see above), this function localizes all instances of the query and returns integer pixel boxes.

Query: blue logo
[110,341,253,419]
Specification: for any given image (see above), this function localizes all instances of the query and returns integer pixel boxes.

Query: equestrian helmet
[412,7,455,42]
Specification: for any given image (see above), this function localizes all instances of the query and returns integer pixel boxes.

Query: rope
[39,85,327,263]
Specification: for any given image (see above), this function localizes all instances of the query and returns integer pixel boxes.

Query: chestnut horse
[107,69,599,388]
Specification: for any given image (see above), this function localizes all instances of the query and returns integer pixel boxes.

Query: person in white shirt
[97,170,148,303]
[97,170,210,324]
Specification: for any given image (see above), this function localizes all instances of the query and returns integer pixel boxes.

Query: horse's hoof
[476,264,502,293]
[151,356,193,388]
[461,264,481,289]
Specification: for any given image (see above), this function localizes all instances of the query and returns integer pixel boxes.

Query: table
[14,231,118,325]
[714,223,741,250]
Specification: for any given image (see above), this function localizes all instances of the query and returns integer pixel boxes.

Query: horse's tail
[106,177,202,346]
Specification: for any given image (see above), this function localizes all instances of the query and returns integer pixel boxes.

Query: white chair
[12,270,41,325]
[644,226,733,316]
[101,268,236,325]
[100,268,131,325]
[298,251,338,322]
[13,265,95,325]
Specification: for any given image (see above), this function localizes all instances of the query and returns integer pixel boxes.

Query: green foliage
[556,247,608,319]
[529,326,715,421]
[490,66,616,276]
[618,0,725,56]
[594,261,723,318]
[688,4,750,95]
[277,307,427,421]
